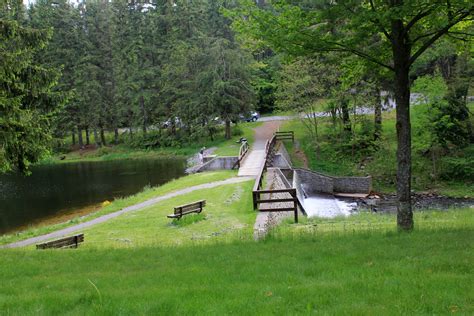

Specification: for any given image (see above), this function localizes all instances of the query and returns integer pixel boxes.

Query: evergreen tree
[0,0,62,173]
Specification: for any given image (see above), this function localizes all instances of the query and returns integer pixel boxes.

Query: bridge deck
[238,149,265,177]
[238,121,282,177]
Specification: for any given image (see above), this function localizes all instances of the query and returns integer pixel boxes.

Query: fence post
[252,191,258,210]
[291,189,298,223]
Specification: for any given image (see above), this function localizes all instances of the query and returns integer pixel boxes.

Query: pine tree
[0,0,62,173]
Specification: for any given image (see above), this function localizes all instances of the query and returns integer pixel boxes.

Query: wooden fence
[252,131,300,223]
[275,131,294,142]
[232,141,250,169]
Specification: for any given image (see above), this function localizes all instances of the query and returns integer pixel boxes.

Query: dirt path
[252,120,283,149]
[1,177,253,249]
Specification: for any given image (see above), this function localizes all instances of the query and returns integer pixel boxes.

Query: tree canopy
[229,0,473,230]
[0,0,62,173]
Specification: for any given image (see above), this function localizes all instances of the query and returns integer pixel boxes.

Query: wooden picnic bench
[167,200,206,219]
[36,233,84,250]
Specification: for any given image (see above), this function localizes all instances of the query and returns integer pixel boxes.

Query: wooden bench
[167,200,206,219]
[36,234,84,250]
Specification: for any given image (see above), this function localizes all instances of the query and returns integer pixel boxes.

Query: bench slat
[36,234,84,249]
[168,200,206,219]
[174,200,206,210]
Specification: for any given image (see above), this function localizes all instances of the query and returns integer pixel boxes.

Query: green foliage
[0,2,62,173]
[439,151,474,180]
[412,74,471,151]
[22,0,256,151]
[282,115,473,196]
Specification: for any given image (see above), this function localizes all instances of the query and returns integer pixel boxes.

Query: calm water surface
[0,158,186,234]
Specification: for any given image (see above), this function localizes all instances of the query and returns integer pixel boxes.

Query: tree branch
[409,9,473,65]
[249,9,395,71]
[369,0,392,42]
[404,8,434,34]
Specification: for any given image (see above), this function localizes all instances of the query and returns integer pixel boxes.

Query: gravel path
[1,177,253,249]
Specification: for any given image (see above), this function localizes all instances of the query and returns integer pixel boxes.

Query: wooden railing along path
[252,131,303,223]
[275,131,295,142]
[232,141,250,170]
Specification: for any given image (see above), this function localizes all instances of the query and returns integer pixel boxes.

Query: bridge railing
[252,131,299,223]
[232,141,250,170]
[275,131,294,142]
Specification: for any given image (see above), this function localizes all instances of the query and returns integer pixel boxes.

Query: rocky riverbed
[357,193,474,213]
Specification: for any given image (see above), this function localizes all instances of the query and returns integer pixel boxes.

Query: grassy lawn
[1,208,472,314]
[39,146,194,165]
[77,179,255,249]
[273,207,474,236]
[212,121,261,156]
[0,171,238,246]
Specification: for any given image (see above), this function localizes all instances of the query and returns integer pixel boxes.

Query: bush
[96,146,113,156]
[439,155,474,180]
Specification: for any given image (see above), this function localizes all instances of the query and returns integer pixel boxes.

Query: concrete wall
[272,142,371,194]
[333,177,372,194]
[277,143,292,166]
[293,168,371,195]
[294,169,334,195]
[270,142,292,169]
[194,156,238,172]
[272,154,292,169]
[203,155,217,163]
[280,168,294,184]
[272,168,292,189]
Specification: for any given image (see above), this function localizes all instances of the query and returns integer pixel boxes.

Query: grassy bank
[39,146,193,165]
[281,106,474,197]
[45,122,260,165]
[0,171,237,246]
[1,211,472,314]
[64,179,255,249]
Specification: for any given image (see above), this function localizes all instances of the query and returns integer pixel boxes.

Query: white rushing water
[303,194,357,218]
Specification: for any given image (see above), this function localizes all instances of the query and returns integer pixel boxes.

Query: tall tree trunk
[94,129,101,147]
[114,128,119,145]
[77,127,84,148]
[100,127,106,146]
[330,107,337,127]
[71,130,76,146]
[85,127,90,145]
[225,119,231,139]
[392,18,413,231]
[374,88,383,141]
[140,96,147,134]
[341,99,351,133]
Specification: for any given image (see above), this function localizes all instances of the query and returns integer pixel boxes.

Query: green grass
[39,146,193,165]
[46,122,261,165]
[273,207,474,236]
[76,179,255,249]
[1,208,472,314]
[0,171,237,246]
[212,121,261,156]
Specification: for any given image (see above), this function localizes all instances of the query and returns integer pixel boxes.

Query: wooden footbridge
[239,131,305,223]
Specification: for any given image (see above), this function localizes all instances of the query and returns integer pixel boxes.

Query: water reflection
[0,158,186,234]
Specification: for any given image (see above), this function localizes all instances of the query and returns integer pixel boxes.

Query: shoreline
[0,170,238,247]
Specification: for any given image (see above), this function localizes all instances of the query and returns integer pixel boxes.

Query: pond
[0,158,186,235]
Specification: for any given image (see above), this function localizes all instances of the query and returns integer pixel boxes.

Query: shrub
[439,155,474,180]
